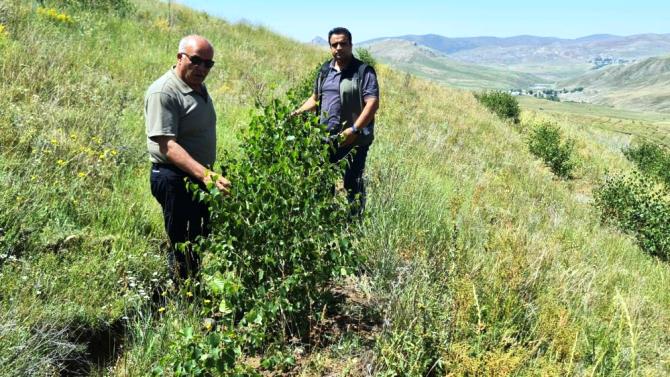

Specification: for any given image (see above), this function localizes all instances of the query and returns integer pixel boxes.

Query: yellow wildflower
[186,291,193,297]
[0,24,7,39]
[56,159,65,166]
[158,307,166,313]
[31,175,37,181]
[37,7,73,25]
[51,139,58,145]
[77,172,87,178]
[153,18,170,32]
[203,299,211,304]
[204,321,213,331]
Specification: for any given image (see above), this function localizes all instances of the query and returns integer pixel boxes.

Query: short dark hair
[328,27,352,45]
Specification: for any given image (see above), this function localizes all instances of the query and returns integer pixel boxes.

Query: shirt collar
[170,67,198,94]
[329,58,356,74]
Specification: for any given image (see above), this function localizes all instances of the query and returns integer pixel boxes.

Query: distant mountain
[559,55,670,113]
[573,34,621,43]
[363,34,563,54]
[309,36,328,48]
[361,33,670,81]
[362,39,547,90]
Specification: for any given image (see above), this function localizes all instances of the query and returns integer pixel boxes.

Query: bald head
[175,35,215,91]
[178,35,213,55]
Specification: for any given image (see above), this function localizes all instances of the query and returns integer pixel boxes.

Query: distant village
[589,56,634,69]
[506,55,635,101]
[507,87,584,101]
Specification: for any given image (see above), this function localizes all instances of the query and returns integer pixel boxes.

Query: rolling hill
[559,55,670,113]
[363,33,670,80]
[362,39,548,89]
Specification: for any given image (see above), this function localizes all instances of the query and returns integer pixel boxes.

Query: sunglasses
[181,53,215,68]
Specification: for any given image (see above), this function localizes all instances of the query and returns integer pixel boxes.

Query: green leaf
[218,299,233,315]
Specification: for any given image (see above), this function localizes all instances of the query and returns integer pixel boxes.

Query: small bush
[160,75,358,373]
[594,172,670,260]
[527,122,576,179]
[474,91,520,123]
[355,47,377,68]
[623,141,670,186]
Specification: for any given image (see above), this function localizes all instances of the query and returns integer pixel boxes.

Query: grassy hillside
[519,96,670,147]
[560,56,670,113]
[2,1,670,376]
[362,39,547,90]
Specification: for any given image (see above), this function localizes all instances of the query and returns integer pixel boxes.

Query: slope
[362,39,547,90]
[363,33,670,81]
[1,1,670,376]
[560,55,670,113]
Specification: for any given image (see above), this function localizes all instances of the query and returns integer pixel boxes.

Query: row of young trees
[476,90,670,261]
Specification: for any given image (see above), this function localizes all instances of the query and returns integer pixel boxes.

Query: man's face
[329,33,352,62]
[176,41,214,88]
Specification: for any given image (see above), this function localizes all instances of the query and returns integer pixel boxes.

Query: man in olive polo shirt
[145,34,230,281]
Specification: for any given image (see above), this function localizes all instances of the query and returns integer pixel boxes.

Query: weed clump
[47,0,134,16]
[623,141,670,186]
[527,121,576,179]
[475,91,520,123]
[594,172,670,260]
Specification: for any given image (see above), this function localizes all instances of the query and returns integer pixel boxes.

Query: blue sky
[175,0,668,43]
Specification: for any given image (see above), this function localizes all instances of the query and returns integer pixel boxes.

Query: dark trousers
[150,163,209,281]
[330,143,370,216]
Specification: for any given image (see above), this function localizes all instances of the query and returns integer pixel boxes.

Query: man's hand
[291,94,318,118]
[204,171,231,195]
[339,126,358,147]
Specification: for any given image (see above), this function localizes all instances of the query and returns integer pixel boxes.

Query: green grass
[519,96,670,147]
[2,1,670,375]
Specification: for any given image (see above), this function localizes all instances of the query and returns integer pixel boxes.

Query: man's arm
[290,93,318,116]
[340,96,379,146]
[153,136,230,193]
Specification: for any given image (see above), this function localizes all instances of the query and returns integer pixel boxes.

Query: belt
[151,163,185,174]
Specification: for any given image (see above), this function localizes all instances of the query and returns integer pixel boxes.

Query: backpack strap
[315,60,331,114]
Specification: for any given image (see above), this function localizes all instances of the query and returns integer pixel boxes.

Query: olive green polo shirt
[145,69,217,167]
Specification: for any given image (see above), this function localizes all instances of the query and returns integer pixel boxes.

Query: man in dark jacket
[292,27,380,215]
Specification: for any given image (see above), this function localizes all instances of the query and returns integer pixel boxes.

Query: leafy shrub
[355,47,377,68]
[196,96,355,341]
[623,141,670,186]
[160,77,358,373]
[156,326,251,377]
[527,121,576,179]
[594,172,670,260]
[474,91,520,123]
